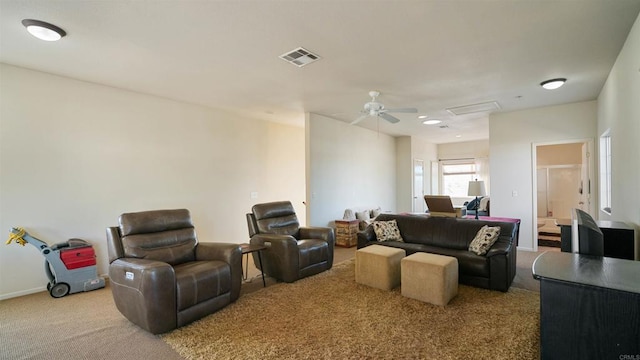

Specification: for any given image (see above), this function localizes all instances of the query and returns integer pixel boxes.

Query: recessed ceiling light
[22,19,66,41]
[540,78,566,90]
[422,119,442,125]
[455,134,462,138]
[417,115,429,119]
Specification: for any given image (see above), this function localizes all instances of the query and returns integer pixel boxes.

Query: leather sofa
[107,209,242,334]
[357,213,519,292]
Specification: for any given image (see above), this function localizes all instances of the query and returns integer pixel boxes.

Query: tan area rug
[162,259,540,360]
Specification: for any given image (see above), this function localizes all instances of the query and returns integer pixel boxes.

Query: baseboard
[1,274,110,301]
[517,246,535,252]
[0,286,46,301]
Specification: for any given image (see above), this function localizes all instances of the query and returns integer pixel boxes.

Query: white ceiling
[1,1,639,144]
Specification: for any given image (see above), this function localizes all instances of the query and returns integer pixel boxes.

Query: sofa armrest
[108,258,176,334]
[487,235,517,292]
[486,237,512,257]
[195,243,242,301]
[357,226,377,248]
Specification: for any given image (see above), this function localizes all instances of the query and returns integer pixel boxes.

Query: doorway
[413,159,425,213]
[532,140,594,251]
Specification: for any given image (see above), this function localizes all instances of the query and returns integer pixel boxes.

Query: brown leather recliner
[106,209,242,334]
[246,201,334,283]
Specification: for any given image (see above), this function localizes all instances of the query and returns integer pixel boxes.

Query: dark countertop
[532,251,640,294]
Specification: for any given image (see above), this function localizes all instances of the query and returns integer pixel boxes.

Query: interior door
[413,159,425,212]
[580,142,590,212]
[537,168,549,217]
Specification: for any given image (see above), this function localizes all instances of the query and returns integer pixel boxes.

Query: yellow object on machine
[5,227,27,246]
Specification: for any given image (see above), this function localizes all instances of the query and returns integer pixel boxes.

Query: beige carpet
[162,258,540,360]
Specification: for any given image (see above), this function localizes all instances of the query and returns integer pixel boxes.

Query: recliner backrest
[118,209,197,265]
[251,201,300,237]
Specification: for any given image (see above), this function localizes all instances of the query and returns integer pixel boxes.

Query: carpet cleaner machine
[6,227,105,298]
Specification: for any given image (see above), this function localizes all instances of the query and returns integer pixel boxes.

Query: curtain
[475,157,490,195]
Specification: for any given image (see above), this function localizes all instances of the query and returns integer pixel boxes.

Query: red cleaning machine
[6,227,105,298]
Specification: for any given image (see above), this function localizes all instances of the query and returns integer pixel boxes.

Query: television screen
[571,208,604,256]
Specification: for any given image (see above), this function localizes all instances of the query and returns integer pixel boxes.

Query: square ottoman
[355,245,405,290]
[401,252,458,306]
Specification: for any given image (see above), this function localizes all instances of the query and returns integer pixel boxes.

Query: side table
[240,243,266,287]
[335,219,359,247]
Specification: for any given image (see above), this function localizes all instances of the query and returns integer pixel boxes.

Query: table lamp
[467,180,486,220]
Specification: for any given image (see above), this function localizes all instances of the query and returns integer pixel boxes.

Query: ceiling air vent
[446,101,501,116]
[279,47,321,67]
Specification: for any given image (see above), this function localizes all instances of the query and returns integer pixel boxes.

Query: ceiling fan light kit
[540,78,567,90]
[22,19,66,41]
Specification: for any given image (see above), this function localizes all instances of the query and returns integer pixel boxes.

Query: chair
[106,209,242,334]
[424,195,464,217]
[246,201,334,283]
[465,197,490,217]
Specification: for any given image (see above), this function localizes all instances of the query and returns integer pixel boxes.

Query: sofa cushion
[469,225,501,255]
[372,220,404,242]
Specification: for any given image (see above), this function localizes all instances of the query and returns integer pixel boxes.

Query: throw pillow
[469,225,501,256]
[371,207,382,218]
[479,197,490,211]
[372,220,404,242]
[356,210,371,221]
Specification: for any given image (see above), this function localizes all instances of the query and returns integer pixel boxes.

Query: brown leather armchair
[246,201,334,283]
[106,209,242,334]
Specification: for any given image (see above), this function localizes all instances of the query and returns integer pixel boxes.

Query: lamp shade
[467,180,486,197]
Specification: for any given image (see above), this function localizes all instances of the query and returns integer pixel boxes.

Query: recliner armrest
[195,243,242,301]
[108,258,176,334]
[251,234,299,282]
[299,226,334,243]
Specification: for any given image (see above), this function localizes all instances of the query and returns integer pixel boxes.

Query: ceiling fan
[350,90,418,125]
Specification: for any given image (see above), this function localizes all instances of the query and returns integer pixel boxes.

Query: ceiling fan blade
[379,113,400,124]
[384,107,418,113]
[350,115,369,125]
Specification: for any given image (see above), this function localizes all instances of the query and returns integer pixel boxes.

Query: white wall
[489,101,597,251]
[437,139,490,205]
[411,138,439,211]
[395,137,439,213]
[0,64,305,299]
[597,12,640,258]
[438,139,490,160]
[396,136,412,213]
[306,113,396,227]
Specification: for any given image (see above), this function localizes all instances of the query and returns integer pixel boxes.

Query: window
[599,130,611,214]
[441,162,477,197]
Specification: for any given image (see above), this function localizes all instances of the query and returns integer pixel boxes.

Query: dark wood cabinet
[533,252,640,359]
[557,219,635,260]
